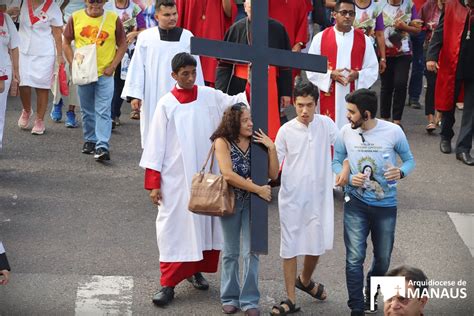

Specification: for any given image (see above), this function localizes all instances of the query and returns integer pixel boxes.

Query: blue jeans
[220,198,260,311]
[77,75,114,150]
[408,31,426,102]
[343,194,397,312]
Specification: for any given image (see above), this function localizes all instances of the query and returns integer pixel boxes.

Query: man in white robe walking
[271,81,339,315]
[121,0,204,148]
[307,0,378,129]
[140,53,247,307]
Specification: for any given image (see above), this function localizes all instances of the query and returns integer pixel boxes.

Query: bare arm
[253,129,279,180]
[52,26,64,64]
[222,0,233,17]
[375,30,386,73]
[62,37,74,66]
[11,47,19,82]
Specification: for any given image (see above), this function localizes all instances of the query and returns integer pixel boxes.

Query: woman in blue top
[211,103,279,315]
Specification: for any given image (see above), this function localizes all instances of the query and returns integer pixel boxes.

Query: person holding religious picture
[332,89,415,315]
[211,105,279,316]
[215,0,292,140]
[121,0,204,148]
[270,81,338,315]
[139,53,248,307]
[307,0,379,130]
[17,0,64,135]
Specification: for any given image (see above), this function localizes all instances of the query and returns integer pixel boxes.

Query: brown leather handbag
[188,142,235,216]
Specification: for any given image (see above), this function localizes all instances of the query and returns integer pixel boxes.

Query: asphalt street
[0,86,473,315]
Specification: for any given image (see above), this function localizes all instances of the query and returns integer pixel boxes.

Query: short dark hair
[334,0,356,11]
[345,88,378,118]
[171,52,197,73]
[386,265,429,293]
[293,80,319,103]
[156,0,176,11]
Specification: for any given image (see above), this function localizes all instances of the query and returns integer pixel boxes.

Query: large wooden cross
[191,0,327,254]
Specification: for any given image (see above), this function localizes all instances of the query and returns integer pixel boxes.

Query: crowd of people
[0,0,472,315]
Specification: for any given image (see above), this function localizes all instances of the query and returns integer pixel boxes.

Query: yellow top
[72,9,118,76]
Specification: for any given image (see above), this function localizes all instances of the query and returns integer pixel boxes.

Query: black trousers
[380,55,412,121]
[440,79,474,154]
[111,61,125,120]
[424,70,436,116]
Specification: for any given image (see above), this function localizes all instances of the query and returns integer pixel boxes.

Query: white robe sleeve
[139,98,168,172]
[326,116,339,145]
[356,35,379,90]
[212,88,248,113]
[194,52,205,86]
[121,34,146,101]
[306,32,332,93]
[275,127,287,168]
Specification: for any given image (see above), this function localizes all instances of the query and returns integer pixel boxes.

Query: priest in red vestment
[140,53,248,307]
[426,0,474,165]
[176,0,237,86]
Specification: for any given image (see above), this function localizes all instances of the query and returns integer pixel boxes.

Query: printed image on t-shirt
[80,25,109,46]
[355,156,386,200]
[382,1,415,57]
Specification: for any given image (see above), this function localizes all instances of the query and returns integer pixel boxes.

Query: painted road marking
[75,275,133,315]
[448,212,474,257]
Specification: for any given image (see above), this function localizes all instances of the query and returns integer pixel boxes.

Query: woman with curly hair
[211,103,279,315]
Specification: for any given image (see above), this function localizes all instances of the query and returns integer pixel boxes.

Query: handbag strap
[200,142,216,174]
[95,12,107,41]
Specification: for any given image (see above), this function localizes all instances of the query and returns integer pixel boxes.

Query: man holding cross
[307,0,379,129]
[214,0,292,140]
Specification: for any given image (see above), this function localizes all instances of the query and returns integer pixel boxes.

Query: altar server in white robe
[121,0,204,148]
[307,0,378,130]
[139,53,247,307]
[272,81,338,315]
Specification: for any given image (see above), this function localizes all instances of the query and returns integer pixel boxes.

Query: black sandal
[270,299,300,315]
[295,275,327,301]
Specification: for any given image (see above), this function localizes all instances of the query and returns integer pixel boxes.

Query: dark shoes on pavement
[152,286,175,307]
[456,152,474,166]
[82,142,96,155]
[186,272,209,290]
[94,147,110,161]
[222,305,240,314]
[440,140,452,154]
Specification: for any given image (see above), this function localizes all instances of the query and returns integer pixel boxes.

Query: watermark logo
[370,276,468,310]
[369,276,405,311]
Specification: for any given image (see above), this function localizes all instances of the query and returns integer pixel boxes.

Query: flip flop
[295,275,327,300]
[270,299,300,315]
[426,122,436,133]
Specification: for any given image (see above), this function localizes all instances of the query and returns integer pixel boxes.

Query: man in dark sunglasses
[307,0,379,131]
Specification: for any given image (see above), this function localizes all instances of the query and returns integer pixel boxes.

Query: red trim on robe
[160,250,220,287]
[0,13,5,27]
[171,85,198,103]
[434,0,467,111]
[319,27,366,122]
[234,64,280,141]
[145,169,161,190]
[0,75,7,81]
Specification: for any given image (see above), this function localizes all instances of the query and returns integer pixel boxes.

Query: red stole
[28,0,53,25]
[171,85,198,103]
[320,27,366,121]
[434,0,467,111]
[234,64,280,141]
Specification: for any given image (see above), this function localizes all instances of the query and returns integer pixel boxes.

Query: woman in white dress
[17,0,63,135]
[0,10,20,150]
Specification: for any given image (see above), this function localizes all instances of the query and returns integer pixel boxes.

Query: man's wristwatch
[399,169,405,179]
[380,58,386,62]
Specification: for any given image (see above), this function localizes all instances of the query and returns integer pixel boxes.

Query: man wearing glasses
[63,0,127,161]
[384,265,429,316]
[307,0,379,130]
